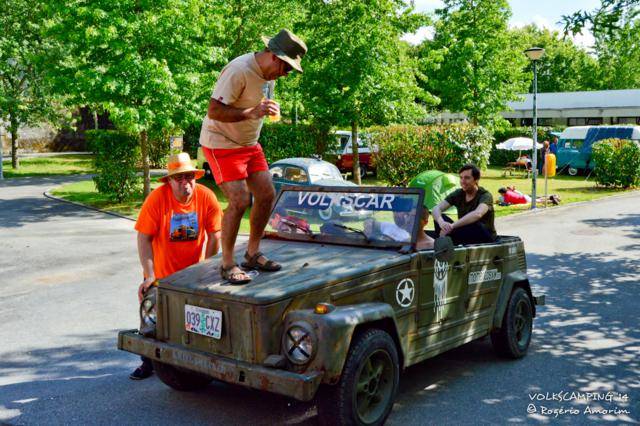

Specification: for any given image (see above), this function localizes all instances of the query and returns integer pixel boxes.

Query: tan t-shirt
[200,53,268,149]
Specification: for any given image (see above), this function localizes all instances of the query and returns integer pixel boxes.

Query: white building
[436,89,640,126]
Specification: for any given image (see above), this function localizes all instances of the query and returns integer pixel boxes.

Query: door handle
[453,262,465,271]
[493,256,504,265]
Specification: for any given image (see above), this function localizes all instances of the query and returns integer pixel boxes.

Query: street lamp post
[524,47,545,209]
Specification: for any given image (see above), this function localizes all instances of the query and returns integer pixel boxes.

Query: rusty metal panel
[118,330,323,401]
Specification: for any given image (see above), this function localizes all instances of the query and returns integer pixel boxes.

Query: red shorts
[202,144,269,185]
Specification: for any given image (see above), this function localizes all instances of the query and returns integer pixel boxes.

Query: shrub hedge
[371,124,493,187]
[592,138,640,188]
[86,130,141,201]
[259,123,330,164]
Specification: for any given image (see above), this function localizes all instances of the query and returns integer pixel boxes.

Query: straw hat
[160,152,205,183]
[261,29,307,73]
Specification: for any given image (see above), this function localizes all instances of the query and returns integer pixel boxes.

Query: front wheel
[491,287,533,359]
[317,329,399,426]
[358,164,368,179]
[152,360,213,391]
[568,167,578,176]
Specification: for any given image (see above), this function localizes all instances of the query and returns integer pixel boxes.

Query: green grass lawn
[2,154,94,178]
[51,166,633,234]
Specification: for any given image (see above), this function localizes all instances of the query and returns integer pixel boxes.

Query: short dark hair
[498,187,507,194]
[459,163,480,180]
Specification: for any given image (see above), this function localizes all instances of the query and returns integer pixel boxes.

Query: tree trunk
[351,121,361,185]
[141,130,151,200]
[9,115,19,169]
[93,110,99,130]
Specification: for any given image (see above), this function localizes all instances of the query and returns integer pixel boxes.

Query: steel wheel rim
[355,349,394,424]
[513,299,532,347]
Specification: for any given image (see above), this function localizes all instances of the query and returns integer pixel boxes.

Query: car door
[464,243,505,332]
[417,248,468,328]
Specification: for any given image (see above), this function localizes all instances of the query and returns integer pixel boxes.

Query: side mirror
[434,237,454,262]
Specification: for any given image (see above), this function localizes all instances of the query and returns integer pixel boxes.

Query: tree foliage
[592,18,640,89]
[420,0,528,127]
[562,0,639,38]
[511,25,599,93]
[0,0,53,169]
[44,0,224,197]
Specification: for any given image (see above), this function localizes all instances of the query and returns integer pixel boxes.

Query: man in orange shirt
[130,152,222,380]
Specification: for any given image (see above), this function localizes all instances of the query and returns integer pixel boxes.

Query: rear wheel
[358,164,368,179]
[152,360,213,391]
[491,287,533,359]
[568,167,578,176]
[317,329,399,426]
[203,163,212,179]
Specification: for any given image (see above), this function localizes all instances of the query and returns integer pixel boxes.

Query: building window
[520,118,533,126]
[568,118,587,126]
[586,118,603,125]
[615,117,639,124]
[538,118,553,126]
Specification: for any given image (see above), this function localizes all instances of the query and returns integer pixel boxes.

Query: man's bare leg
[219,180,251,273]
[246,171,276,260]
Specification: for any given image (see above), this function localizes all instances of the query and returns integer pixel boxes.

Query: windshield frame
[265,185,426,250]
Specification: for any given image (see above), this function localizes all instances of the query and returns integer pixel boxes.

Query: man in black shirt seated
[432,164,496,245]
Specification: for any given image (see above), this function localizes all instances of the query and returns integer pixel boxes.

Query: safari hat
[262,29,307,73]
[160,152,205,183]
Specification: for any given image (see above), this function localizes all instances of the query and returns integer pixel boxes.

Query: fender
[284,303,397,385]
[492,271,536,329]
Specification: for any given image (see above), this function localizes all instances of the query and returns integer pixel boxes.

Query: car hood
[160,238,409,305]
[310,179,356,187]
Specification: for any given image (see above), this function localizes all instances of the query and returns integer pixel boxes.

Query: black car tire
[316,329,399,426]
[152,360,213,391]
[358,164,368,179]
[203,163,212,179]
[491,287,533,359]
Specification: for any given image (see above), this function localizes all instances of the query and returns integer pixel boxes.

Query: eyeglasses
[171,173,196,182]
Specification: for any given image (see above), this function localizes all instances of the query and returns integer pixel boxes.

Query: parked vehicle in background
[119,185,545,426]
[556,126,640,175]
[332,130,377,179]
[269,157,354,194]
[196,147,212,179]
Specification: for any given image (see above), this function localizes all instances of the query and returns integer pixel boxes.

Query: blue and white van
[556,125,640,175]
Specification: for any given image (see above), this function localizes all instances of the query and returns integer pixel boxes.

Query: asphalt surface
[0,176,638,425]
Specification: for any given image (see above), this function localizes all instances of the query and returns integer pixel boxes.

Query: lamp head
[524,47,545,61]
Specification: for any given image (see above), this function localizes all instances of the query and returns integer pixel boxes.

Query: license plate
[184,304,222,339]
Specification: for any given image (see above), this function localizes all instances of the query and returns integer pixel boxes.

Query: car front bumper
[118,330,323,401]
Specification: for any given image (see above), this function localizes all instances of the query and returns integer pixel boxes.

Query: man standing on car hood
[199,29,307,284]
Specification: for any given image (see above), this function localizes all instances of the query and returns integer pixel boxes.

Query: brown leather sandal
[219,264,252,285]
[241,251,282,272]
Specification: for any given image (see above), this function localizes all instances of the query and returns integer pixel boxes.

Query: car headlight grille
[283,323,316,365]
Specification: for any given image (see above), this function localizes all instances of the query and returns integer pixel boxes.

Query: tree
[511,25,599,93]
[299,0,433,184]
[562,0,639,38]
[421,0,528,127]
[0,0,52,170]
[592,18,640,89]
[45,0,224,198]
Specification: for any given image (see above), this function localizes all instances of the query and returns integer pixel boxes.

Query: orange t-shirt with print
[135,183,222,280]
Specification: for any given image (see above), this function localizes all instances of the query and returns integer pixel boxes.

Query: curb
[43,190,135,222]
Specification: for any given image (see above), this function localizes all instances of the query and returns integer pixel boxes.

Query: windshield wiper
[331,223,369,243]
[280,217,315,238]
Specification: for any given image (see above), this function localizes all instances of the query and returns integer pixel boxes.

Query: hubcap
[355,349,394,424]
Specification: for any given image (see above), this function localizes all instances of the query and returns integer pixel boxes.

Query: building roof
[507,89,640,111]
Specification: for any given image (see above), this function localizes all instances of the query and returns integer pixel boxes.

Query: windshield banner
[282,191,415,212]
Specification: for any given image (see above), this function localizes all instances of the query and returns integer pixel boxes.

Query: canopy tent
[496,137,543,151]
[408,170,459,213]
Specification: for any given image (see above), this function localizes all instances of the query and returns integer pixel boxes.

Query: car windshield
[308,164,343,182]
[266,186,423,249]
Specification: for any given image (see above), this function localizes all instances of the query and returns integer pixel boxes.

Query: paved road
[1,177,638,425]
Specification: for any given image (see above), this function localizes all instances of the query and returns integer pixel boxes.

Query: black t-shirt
[445,187,496,238]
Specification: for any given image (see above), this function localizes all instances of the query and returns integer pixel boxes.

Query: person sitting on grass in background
[498,187,531,205]
[130,152,222,380]
[432,164,496,245]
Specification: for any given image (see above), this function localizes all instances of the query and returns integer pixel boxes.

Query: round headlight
[283,322,317,365]
[139,287,157,336]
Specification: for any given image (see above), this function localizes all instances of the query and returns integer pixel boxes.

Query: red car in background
[333,130,377,179]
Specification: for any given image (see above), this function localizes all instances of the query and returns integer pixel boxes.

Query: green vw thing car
[119,186,544,425]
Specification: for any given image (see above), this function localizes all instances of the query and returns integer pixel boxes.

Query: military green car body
[119,185,543,407]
